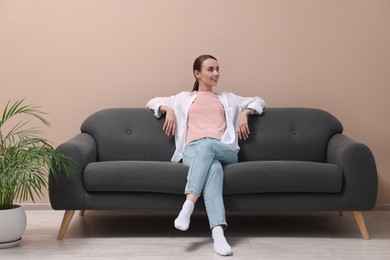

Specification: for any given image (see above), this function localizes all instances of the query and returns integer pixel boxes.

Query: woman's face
[194,58,220,90]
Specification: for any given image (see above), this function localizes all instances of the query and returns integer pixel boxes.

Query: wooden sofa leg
[57,210,75,240]
[79,210,85,216]
[352,211,370,240]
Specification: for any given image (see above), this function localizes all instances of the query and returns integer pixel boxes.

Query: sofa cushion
[84,160,343,195]
[223,161,343,195]
[81,108,176,162]
[84,161,188,194]
[238,108,343,162]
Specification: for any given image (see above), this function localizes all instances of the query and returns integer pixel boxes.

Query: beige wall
[1,0,389,204]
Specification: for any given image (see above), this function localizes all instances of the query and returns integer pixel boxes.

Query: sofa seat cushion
[84,161,188,194]
[223,161,343,195]
[84,160,343,195]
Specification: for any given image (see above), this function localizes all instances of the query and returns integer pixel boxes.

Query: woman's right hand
[161,106,176,136]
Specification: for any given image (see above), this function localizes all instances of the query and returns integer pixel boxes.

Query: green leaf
[0,99,71,209]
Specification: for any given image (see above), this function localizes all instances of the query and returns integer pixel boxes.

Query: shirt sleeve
[231,93,266,115]
[146,95,177,118]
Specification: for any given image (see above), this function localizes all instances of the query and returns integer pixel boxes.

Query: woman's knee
[209,160,223,176]
[197,140,215,155]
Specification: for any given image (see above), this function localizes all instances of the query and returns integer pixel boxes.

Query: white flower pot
[0,205,27,249]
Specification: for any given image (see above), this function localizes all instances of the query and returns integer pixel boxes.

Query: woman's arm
[231,94,266,140]
[147,95,176,118]
[146,95,178,136]
[235,95,266,115]
[159,106,176,136]
[237,108,253,140]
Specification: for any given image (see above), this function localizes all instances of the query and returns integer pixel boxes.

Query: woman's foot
[174,200,194,231]
[212,225,232,256]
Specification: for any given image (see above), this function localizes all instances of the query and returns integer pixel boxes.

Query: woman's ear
[194,70,200,79]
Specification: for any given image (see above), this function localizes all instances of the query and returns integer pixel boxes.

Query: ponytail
[192,80,199,92]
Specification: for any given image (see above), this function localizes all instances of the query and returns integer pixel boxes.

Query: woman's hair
[192,54,217,91]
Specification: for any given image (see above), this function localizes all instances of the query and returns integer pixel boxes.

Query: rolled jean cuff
[185,190,201,197]
[210,222,228,230]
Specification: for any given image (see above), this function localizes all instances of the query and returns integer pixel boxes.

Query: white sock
[212,226,232,256]
[174,200,194,231]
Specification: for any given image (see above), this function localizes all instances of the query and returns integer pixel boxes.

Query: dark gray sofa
[49,107,378,240]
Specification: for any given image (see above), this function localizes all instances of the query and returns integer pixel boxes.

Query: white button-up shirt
[146,91,266,162]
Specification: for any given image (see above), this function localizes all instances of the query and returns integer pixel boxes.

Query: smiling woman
[147,55,266,256]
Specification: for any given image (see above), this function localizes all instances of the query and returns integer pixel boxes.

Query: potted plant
[0,99,70,248]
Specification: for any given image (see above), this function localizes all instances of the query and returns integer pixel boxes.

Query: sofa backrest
[81,108,175,161]
[81,107,343,163]
[238,108,343,162]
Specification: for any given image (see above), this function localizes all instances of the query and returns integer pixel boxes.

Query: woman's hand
[160,106,176,136]
[237,108,253,140]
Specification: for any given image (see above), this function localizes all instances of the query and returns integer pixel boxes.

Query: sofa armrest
[49,133,97,209]
[327,134,378,210]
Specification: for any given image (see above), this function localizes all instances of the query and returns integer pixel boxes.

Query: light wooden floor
[1,206,390,259]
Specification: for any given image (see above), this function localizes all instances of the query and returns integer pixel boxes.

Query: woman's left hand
[238,109,252,140]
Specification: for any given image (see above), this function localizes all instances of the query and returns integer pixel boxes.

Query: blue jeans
[182,138,238,229]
